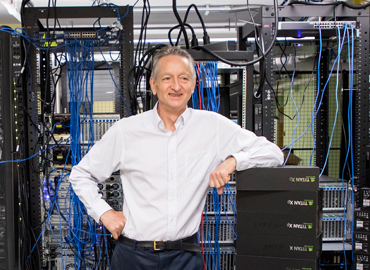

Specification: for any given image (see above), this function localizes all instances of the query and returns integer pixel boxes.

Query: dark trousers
[111,241,203,270]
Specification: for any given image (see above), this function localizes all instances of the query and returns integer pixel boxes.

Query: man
[69,45,283,269]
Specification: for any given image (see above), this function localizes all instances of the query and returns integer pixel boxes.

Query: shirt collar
[151,102,190,131]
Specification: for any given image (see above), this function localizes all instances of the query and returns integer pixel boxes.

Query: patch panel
[66,32,80,38]
[81,32,96,38]
[80,114,120,143]
[278,21,357,31]
[312,21,357,29]
[205,186,236,214]
[322,213,346,241]
[201,216,236,244]
[320,181,347,211]
[204,247,236,270]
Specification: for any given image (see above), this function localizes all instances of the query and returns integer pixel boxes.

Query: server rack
[238,4,370,268]
[0,30,24,270]
[188,49,254,129]
[21,6,133,268]
[238,3,370,201]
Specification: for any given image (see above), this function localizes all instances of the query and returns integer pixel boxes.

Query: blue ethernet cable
[0,137,70,164]
[64,40,104,267]
[282,23,348,151]
[225,184,237,222]
[28,172,66,258]
[222,189,237,239]
[192,63,200,109]
[212,189,221,270]
[204,205,212,270]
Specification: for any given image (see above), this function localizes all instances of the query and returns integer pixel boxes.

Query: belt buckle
[153,240,163,250]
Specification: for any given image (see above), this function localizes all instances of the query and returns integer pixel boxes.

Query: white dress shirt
[69,105,284,241]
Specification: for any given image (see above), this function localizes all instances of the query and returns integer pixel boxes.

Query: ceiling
[0,0,280,43]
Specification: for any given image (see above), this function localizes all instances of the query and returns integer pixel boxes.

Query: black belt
[118,233,201,252]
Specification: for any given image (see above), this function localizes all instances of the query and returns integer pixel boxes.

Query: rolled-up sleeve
[217,116,284,170]
[230,129,284,171]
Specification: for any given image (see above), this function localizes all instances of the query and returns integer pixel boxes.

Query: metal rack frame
[238,4,369,191]
[22,6,133,268]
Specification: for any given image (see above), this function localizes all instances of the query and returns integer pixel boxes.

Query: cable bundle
[282,23,354,169]
[202,187,237,270]
[31,40,114,269]
[192,62,220,113]
[193,62,237,269]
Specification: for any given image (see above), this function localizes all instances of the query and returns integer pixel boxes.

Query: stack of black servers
[236,166,322,269]
[352,188,370,269]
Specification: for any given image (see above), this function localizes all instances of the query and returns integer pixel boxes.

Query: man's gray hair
[151,45,196,81]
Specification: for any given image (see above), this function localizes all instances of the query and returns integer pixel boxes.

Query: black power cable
[169,23,197,47]
[185,4,208,40]
[172,0,190,49]
[132,0,151,115]
[171,4,210,47]
[192,0,279,66]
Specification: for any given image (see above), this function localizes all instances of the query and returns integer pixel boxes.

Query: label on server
[356,254,370,263]
[356,242,369,253]
[356,264,370,270]
[357,211,370,219]
[356,234,369,241]
[356,221,370,231]
[363,199,370,207]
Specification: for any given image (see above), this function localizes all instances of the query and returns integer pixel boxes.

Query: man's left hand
[209,157,237,195]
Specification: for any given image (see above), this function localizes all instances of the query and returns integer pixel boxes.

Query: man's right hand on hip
[100,209,126,239]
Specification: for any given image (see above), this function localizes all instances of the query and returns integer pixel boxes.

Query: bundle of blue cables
[193,62,237,270]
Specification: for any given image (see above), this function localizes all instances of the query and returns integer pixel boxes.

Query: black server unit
[0,29,23,269]
[236,166,322,270]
